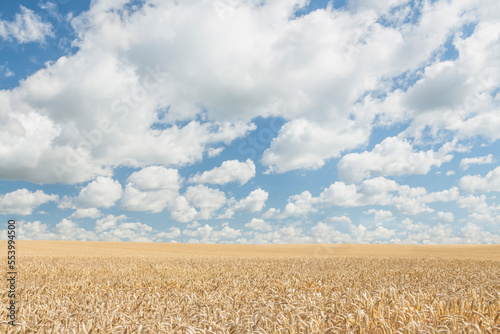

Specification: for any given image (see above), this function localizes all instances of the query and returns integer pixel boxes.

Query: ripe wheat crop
[1,245,500,333]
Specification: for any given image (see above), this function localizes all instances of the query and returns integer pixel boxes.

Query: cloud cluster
[1,0,497,183]
[0,6,54,43]
[189,159,255,185]
[0,189,58,215]
[338,137,453,183]
[460,166,500,193]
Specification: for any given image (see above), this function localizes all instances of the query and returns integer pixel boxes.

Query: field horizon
[11,240,500,259]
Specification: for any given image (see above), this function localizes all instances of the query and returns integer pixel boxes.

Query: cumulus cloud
[69,208,102,219]
[0,189,58,215]
[263,119,370,173]
[363,209,395,221]
[459,166,500,193]
[121,166,182,213]
[232,188,268,212]
[170,185,227,222]
[157,227,181,240]
[0,6,54,43]
[244,218,272,232]
[338,137,454,183]
[183,224,241,243]
[312,178,458,215]
[189,159,255,185]
[460,154,494,170]
[13,214,176,242]
[386,4,500,143]
[280,190,317,217]
[435,211,455,223]
[75,176,123,209]
[1,0,488,183]
[325,215,352,224]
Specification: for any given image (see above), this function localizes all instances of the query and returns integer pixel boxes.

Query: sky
[0,0,499,244]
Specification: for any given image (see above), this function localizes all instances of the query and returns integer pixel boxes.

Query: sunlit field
[2,242,500,333]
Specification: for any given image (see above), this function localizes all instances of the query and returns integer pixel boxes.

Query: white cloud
[363,209,394,221]
[316,177,457,215]
[459,222,500,244]
[0,189,58,215]
[170,185,227,222]
[460,154,494,170]
[11,215,177,242]
[207,147,224,158]
[0,0,495,184]
[95,214,127,233]
[325,215,352,224]
[169,196,199,223]
[262,119,369,173]
[386,9,500,143]
[187,221,200,229]
[232,188,268,212]
[309,220,396,244]
[121,166,181,213]
[338,137,454,183]
[69,208,102,219]
[435,211,455,223]
[459,166,500,193]
[280,190,317,217]
[244,218,272,232]
[16,220,57,240]
[183,224,241,243]
[75,176,123,209]
[53,219,97,241]
[189,159,255,185]
[262,208,280,219]
[157,227,181,240]
[0,6,54,43]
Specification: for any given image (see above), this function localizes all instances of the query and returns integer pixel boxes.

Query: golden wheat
[1,253,500,333]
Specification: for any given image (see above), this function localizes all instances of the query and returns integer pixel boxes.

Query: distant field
[1,242,500,333]
[12,240,500,259]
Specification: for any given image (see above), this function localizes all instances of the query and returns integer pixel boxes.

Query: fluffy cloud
[325,216,352,224]
[459,166,500,193]
[338,137,453,183]
[2,0,489,183]
[263,119,370,173]
[460,154,494,170]
[313,178,458,215]
[183,224,241,243]
[121,166,182,213]
[281,190,317,217]
[157,227,181,240]
[364,209,394,221]
[185,185,227,218]
[189,159,255,185]
[435,211,455,223]
[170,185,227,222]
[0,189,58,215]
[69,208,102,219]
[75,176,123,209]
[384,5,500,143]
[14,214,173,242]
[232,188,268,212]
[0,6,54,43]
[244,218,272,232]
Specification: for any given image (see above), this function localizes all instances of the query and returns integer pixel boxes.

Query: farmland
[1,242,500,333]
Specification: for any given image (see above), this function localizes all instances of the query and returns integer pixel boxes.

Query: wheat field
[1,242,500,333]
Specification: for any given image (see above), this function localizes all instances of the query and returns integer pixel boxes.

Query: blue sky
[0,0,499,244]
